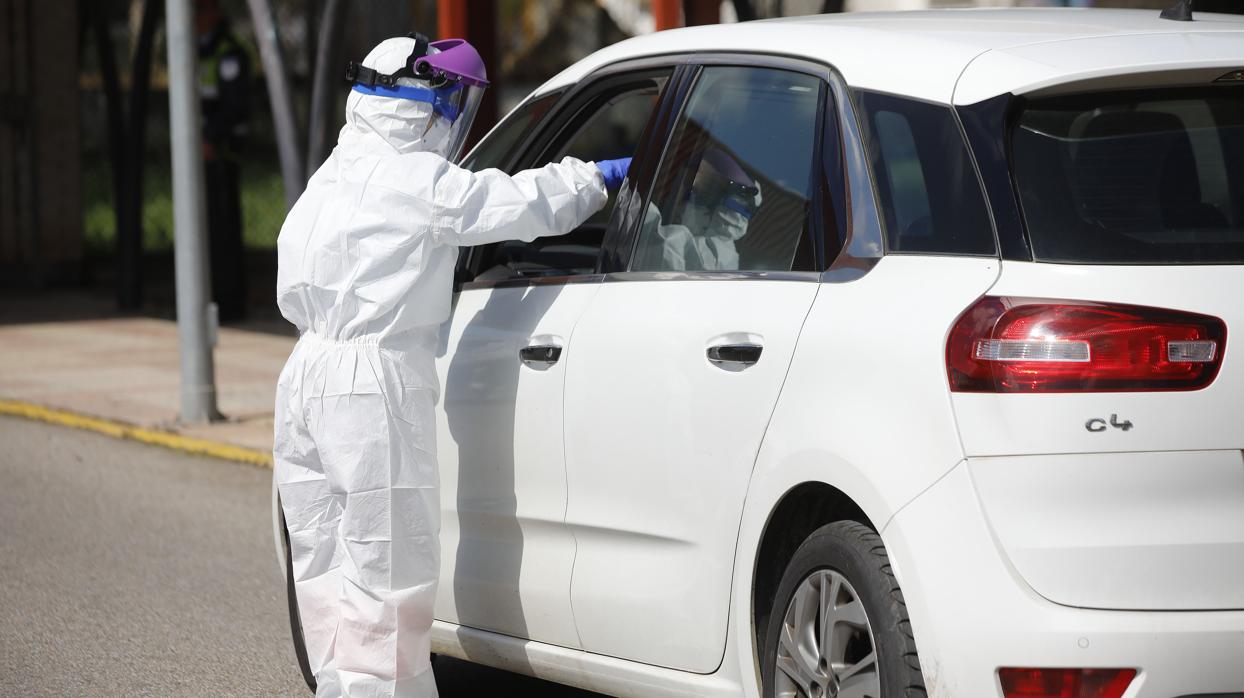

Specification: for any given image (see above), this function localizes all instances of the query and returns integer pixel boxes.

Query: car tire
[760,521,925,698]
[280,505,318,693]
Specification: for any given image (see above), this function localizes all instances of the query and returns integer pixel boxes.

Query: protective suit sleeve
[431,156,608,247]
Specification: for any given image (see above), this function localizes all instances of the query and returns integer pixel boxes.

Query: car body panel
[563,277,820,673]
[434,282,603,648]
[884,462,1244,698]
[949,260,1244,617]
[952,263,1244,457]
[954,31,1244,105]
[432,56,680,650]
[745,255,1000,528]
[536,10,1244,106]
[430,619,746,697]
[970,450,1244,611]
[720,254,1000,695]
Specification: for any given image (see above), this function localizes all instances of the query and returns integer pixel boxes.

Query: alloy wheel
[774,569,879,698]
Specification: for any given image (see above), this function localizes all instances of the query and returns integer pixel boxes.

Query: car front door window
[466,74,670,284]
[632,66,822,273]
[460,91,563,172]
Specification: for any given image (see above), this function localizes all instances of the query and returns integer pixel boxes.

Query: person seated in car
[642,147,763,271]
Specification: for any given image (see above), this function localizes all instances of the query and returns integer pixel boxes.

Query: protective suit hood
[339,37,452,157]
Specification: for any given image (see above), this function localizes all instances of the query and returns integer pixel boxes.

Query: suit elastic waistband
[297,328,441,352]
[298,331,380,347]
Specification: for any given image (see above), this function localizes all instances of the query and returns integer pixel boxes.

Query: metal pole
[307,0,346,177]
[165,0,221,423]
[245,0,305,209]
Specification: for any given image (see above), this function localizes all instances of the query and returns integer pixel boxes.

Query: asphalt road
[0,416,605,697]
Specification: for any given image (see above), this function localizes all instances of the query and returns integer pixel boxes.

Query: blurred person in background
[196,0,251,321]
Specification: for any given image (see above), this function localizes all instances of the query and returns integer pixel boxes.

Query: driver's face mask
[710,205,750,241]
[689,159,761,240]
[694,155,760,208]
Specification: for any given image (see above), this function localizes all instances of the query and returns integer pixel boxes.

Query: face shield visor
[346,34,489,162]
[423,81,484,162]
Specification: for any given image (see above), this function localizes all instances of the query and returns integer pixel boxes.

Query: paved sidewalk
[0,291,294,457]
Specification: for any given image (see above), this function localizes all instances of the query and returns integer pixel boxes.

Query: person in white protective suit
[273,34,631,697]
[641,147,762,271]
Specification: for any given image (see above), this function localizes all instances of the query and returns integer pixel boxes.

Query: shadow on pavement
[435,656,608,697]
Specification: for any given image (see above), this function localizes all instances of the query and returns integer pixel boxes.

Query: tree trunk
[245,0,306,209]
[88,2,138,309]
[306,0,346,178]
[115,0,161,310]
[732,0,757,22]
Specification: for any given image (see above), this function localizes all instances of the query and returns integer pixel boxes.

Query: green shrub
[82,152,286,254]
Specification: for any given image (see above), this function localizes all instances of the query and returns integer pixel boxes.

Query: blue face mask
[350,82,465,121]
[722,193,758,220]
[689,186,759,221]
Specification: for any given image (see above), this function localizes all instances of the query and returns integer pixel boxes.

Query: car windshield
[1011,86,1244,264]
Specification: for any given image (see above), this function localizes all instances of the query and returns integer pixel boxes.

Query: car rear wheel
[761,521,925,698]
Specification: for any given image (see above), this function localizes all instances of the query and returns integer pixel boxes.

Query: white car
[277,8,1244,697]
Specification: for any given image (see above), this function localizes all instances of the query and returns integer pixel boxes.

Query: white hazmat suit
[643,200,752,271]
[273,37,608,697]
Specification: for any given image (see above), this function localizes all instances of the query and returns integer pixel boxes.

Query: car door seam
[560,279,604,651]
[721,282,825,676]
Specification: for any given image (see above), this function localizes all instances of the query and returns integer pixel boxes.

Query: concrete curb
[0,399,273,469]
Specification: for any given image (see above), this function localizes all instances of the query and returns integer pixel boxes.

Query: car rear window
[856,91,996,256]
[1011,86,1244,264]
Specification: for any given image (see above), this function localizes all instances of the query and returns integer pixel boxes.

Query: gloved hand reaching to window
[595,157,632,190]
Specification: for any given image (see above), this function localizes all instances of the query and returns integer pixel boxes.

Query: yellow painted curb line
[0,399,273,468]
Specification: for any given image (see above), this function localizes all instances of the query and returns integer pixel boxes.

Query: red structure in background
[437,0,499,150]
[654,0,720,29]
[653,0,682,29]
[683,0,721,26]
[435,0,722,148]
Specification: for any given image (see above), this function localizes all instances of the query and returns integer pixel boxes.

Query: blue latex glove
[596,157,632,191]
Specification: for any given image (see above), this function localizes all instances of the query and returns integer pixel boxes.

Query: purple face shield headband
[414,38,489,88]
[344,34,488,120]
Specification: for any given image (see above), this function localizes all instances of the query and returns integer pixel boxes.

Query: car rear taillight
[948,297,1226,393]
[999,668,1136,698]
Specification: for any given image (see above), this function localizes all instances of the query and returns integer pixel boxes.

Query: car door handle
[520,345,562,366]
[707,343,763,367]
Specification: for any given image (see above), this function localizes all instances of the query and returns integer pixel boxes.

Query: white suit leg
[275,356,346,697]
[308,347,440,698]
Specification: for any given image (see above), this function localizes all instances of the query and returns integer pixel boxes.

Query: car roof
[538,9,1244,105]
